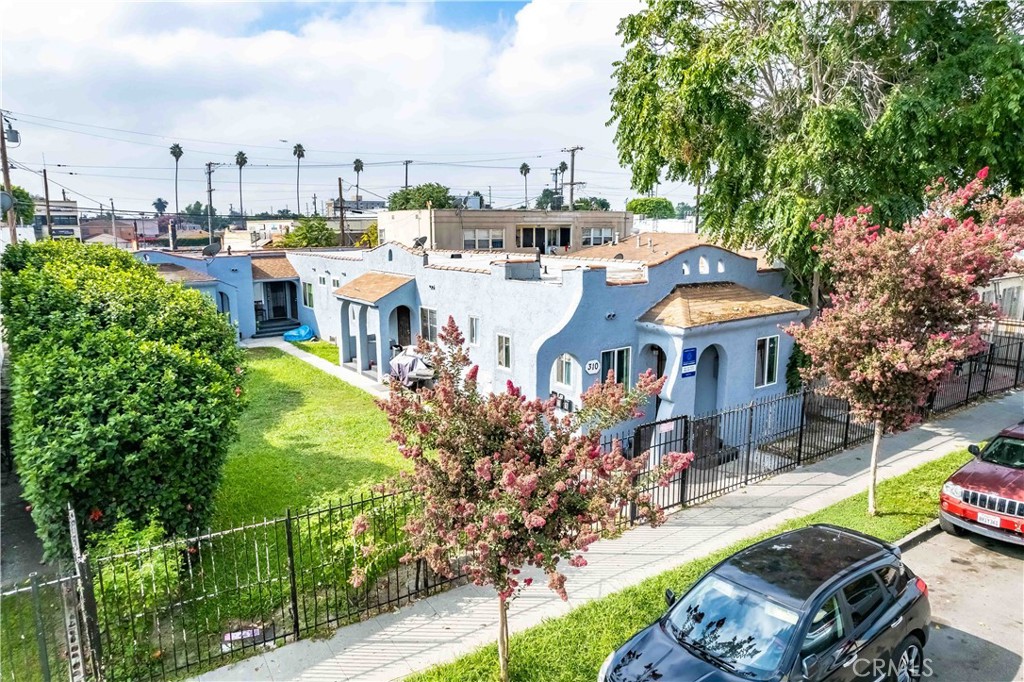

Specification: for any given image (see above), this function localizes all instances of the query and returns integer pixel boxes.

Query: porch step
[253,319,301,338]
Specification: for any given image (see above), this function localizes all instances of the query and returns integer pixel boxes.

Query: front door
[396,306,412,346]
[267,282,288,319]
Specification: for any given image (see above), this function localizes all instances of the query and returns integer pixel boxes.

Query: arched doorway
[641,344,668,414]
[395,305,412,347]
[694,346,720,415]
[218,292,230,316]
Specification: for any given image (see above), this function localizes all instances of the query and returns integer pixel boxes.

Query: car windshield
[981,437,1024,469]
[663,574,799,680]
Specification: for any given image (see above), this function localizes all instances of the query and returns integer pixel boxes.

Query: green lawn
[213,347,404,527]
[410,449,971,682]
[291,339,340,365]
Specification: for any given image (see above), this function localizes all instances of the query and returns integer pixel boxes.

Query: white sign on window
[584,360,601,375]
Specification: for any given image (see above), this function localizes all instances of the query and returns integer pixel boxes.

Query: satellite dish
[0,191,11,213]
[412,236,428,249]
[202,242,222,258]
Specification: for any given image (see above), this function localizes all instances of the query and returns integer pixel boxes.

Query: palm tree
[520,163,531,208]
[292,144,305,215]
[169,143,183,250]
[353,158,364,208]
[235,151,248,229]
[152,197,168,215]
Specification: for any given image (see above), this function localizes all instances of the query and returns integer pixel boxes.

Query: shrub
[12,328,243,557]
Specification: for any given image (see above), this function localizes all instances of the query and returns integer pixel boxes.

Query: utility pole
[338,177,346,246]
[488,186,492,209]
[561,145,583,209]
[694,178,701,233]
[312,193,317,215]
[109,199,118,249]
[403,160,413,189]
[1,114,15,244]
[205,162,215,245]
[42,168,53,239]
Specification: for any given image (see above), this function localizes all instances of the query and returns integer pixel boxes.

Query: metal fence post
[1016,341,1024,388]
[629,427,643,524]
[29,572,53,682]
[842,404,852,449]
[77,555,104,681]
[982,342,995,395]
[796,390,808,466]
[680,416,690,506]
[284,510,302,640]
[742,401,754,485]
[964,357,976,407]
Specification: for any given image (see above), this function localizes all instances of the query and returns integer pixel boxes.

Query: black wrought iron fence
[5,335,1021,682]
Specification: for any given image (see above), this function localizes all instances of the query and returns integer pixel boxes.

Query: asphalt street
[904,528,1024,682]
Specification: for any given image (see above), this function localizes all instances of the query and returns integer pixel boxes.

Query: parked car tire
[939,515,965,536]
[889,634,925,682]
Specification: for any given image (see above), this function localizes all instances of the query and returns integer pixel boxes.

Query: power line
[5,109,564,158]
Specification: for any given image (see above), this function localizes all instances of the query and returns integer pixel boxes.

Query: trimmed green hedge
[410,449,970,682]
[1,241,245,557]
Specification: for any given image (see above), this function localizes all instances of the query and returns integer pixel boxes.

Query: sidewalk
[243,337,389,398]
[195,391,1023,682]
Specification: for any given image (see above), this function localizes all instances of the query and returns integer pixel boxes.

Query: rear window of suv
[981,437,1024,469]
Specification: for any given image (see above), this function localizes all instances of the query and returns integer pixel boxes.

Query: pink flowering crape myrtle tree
[356,317,692,681]
[791,169,1024,515]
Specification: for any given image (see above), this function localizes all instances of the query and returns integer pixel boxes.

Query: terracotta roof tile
[251,256,298,280]
[641,282,807,329]
[333,272,413,304]
[575,232,780,271]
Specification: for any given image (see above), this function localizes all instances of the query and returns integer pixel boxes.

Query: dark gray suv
[599,525,931,681]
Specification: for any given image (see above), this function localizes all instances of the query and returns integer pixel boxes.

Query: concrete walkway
[195,391,1023,682]
[243,337,389,399]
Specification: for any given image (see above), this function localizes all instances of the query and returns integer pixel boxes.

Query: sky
[1,0,695,219]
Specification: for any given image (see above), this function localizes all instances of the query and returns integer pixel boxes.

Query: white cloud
[1,0,695,215]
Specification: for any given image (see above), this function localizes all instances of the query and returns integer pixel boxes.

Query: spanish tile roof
[154,263,217,283]
[641,282,807,329]
[575,233,780,271]
[333,272,414,304]
[251,256,298,280]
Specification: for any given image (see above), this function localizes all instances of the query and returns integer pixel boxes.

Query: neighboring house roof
[641,282,807,329]
[251,256,298,280]
[333,272,414,304]
[575,232,781,271]
[154,263,217,284]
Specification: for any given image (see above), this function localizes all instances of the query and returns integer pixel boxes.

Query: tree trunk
[172,163,179,251]
[497,597,509,682]
[868,419,882,516]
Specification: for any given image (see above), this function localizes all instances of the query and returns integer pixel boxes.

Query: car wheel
[890,635,924,682]
[939,515,964,536]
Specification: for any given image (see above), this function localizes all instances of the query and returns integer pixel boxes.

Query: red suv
[939,420,1024,545]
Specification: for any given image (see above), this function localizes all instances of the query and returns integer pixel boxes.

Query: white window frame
[462,228,505,250]
[420,307,438,343]
[600,347,632,388]
[331,278,340,289]
[318,275,326,286]
[468,316,480,346]
[497,334,512,370]
[554,353,574,388]
[581,227,614,247]
[755,335,779,388]
[302,282,314,308]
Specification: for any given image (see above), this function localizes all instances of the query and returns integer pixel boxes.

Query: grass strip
[410,449,971,682]
[291,339,341,365]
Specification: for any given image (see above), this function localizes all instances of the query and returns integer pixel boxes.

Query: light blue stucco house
[138,232,807,425]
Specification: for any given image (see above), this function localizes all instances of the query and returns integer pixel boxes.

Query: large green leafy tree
[611,1,1024,304]
[388,182,454,210]
[279,215,337,248]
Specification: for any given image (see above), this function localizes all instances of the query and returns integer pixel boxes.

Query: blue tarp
[283,325,314,342]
